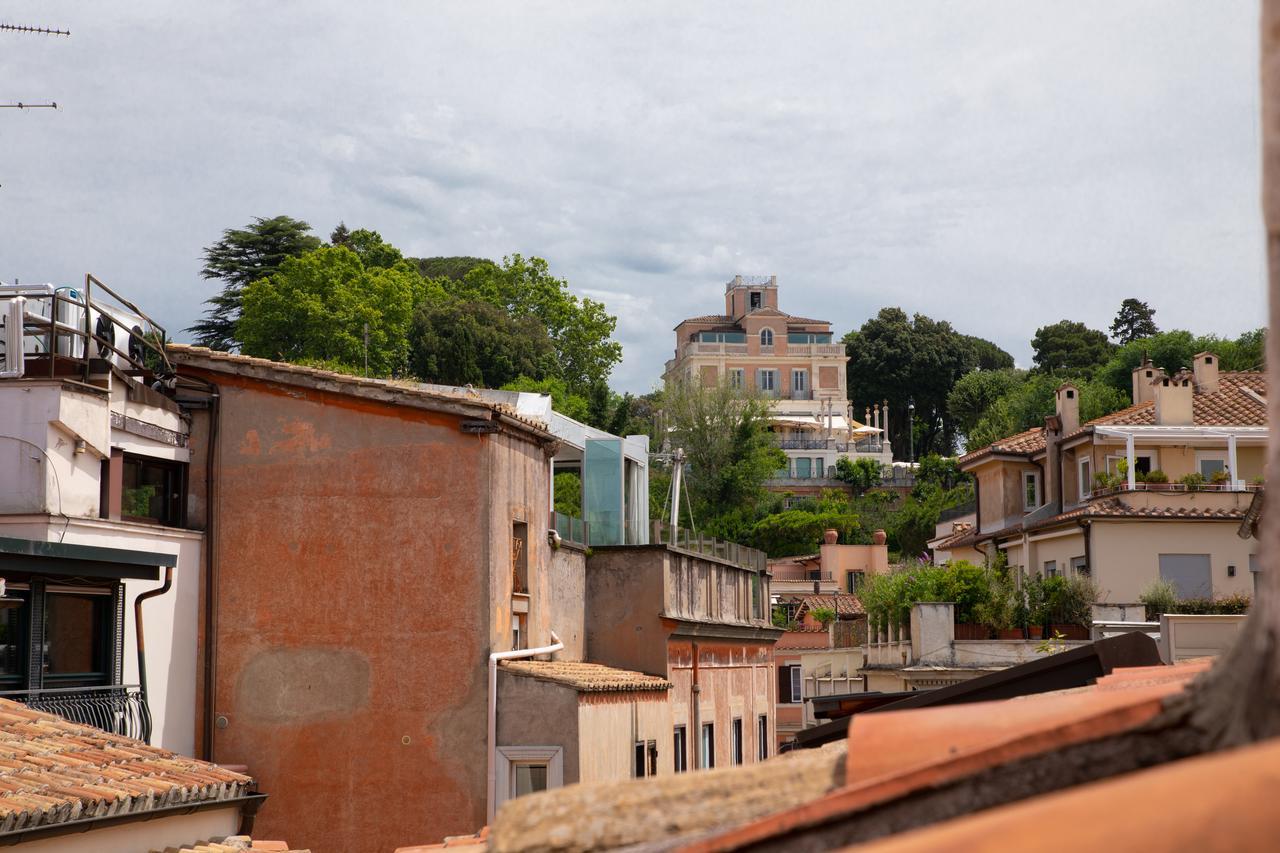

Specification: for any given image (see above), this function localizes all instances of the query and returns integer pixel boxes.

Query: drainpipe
[134,566,173,743]
[488,629,562,825]
[691,641,701,768]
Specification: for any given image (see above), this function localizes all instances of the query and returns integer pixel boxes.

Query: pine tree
[1110,298,1159,345]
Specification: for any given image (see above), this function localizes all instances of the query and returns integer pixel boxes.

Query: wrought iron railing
[0,684,152,742]
[778,439,831,450]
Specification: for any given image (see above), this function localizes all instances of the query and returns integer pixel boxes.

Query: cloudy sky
[1,2,1265,393]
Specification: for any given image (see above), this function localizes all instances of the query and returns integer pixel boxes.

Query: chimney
[1154,369,1194,425]
[1131,357,1159,404]
[1055,383,1080,435]
[1192,351,1220,394]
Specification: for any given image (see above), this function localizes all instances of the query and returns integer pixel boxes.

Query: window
[511,613,525,650]
[698,331,747,344]
[0,582,121,691]
[749,291,762,309]
[847,571,864,593]
[512,521,529,594]
[1196,453,1228,479]
[1159,554,1212,599]
[1078,456,1092,501]
[731,718,744,765]
[0,596,26,689]
[496,746,563,808]
[700,723,715,769]
[1023,471,1040,511]
[728,368,744,389]
[791,370,807,392]
[758,715,769,761]
[121,455,185,526]
[787,333,833,344]
[794,458,812,480]
[779,664,803,704]
[633,740,657,778]
[1044,560,1058,578]
[1106,453,1155,479]
[673,725,688,772]
[757,369,776,392]
[760,329,774,347]
[1071,556,1089,577]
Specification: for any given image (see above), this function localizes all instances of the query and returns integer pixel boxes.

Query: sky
[0,1,1266,394]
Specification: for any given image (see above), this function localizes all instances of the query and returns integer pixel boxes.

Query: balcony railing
[788,389,813,401]
[778,439,830,450]
[651,520,768,574]
[0,684,152,742]
[553,511,589,547]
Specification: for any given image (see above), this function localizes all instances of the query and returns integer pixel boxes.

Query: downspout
[200,383,221,761]
[488,630,563,825]
[133,565,173,743]
[691,641,701,768]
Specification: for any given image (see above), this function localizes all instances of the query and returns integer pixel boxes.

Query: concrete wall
[1091,520,1258,602]
[584,548,669,677]
[548,546,587,660]
[0,382,111,516]
[667,639,774,768]
[186,370,552,853]
[820,542,889,591]
[496,672,580,784]
[577,692,674,783]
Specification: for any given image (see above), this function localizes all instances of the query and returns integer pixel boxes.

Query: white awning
[770,415,822,429]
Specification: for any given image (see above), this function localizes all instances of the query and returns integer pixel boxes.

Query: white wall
[0,516,203,758]
[13,805,241,853]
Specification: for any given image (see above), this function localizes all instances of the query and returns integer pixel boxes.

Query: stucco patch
[239,429,261,456]
[237,647,371,724]
[268,419,332,457]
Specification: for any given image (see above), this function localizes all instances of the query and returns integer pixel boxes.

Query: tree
[189,215,322,350]
[412,256,491,282]
[845,308,986,459]
[1110,298,1159,344]
[553,472,581,517]
[962,335,1016,371]
[966,375,1129,450]
[409,299,555,389]
[947,368,1026,439]
[451,255,622,394]
[663,379,786,534]
[1095,328,1268,398]
[330,222,351,246]
[1030,320,1115,374]
[835,457,883,495]
[237,245,434,376]
[344,228,403,270]
[913,453,969,493]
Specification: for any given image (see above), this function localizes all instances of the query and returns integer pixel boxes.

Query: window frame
[495,746,564,809]
[749,291,762,309]
[791,369,808,392]
[120,454,187,527]
[673,725,688,772]
[731,718,744,766]
[759,328,774,347]
[1195,451,1228,479]
[1071,555,1089,577]
[1022,470,1041,512]
[757,714,769,761]
[780,664,803,704]
[757,368,776,391]
[1078,455,1092,502]
[700,722,715,769]
[728,368,744,389]
[1044,560,1058,578]
[1105,452,1156,479]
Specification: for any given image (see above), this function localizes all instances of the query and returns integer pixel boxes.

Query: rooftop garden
[1138,580,1252,621]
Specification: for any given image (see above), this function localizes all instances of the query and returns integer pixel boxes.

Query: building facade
[953,354,1266,603]
[663,276,891,489]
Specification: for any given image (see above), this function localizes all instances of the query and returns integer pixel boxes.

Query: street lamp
[907,398,915,462]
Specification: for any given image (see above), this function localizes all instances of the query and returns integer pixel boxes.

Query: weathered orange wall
[187,371,550,853]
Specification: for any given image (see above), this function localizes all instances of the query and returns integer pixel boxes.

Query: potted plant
[1209,468,1232,488]
[1024,575,1047,639]
[1048,576,1095,640]
[1139,578,1178,621]
[1142,469,1171,490]
[1179,472,1207,490]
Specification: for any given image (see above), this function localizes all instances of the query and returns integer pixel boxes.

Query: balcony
[783,343,846,357]
[788,389,813,401]
[0,684,152,742]
[778,438,831,450]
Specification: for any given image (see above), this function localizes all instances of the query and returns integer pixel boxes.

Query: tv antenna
[3,20,69,185]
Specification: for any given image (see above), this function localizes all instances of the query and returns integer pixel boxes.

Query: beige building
[953,354,1266,604]
[663,276,891,487]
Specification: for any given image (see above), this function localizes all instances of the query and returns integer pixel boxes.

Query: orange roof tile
[499,660,672,693]
[0,699,253,837]
[798,595,865,617]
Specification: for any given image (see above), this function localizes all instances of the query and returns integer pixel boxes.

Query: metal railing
[650,520,768,574]
[778,438,830,450]
[0,684,152,742]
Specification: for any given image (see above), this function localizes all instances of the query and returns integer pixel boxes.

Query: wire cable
[0,435,70,541]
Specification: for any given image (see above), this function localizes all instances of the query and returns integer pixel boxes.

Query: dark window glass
[732,718,743,765]
[122,456,185,525]
[749,292,762,308]
[44,592,110,687]
[758,715,769,761]
[673,726,687,772]
[634,742,647,778]
[701,723,715,769]
[0,599,26,687]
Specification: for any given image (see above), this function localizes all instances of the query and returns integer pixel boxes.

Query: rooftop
[0,698,254,839]
[499,661,672,693]
[959,370,1266,466]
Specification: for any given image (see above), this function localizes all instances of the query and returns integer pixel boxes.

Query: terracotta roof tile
[958,426,1046,466]
[499,660,672,693]
[0,699,253,837]
[798,595,865,616]
[1022,497,1249,533]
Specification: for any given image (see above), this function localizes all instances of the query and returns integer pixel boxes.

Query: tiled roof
[928,523,975,550]
[499,660,672,693]
[799,594,865,616]
[678,314,733,325]
[962,370,1267,465]
[1022,498,1249,533]
[0,698,253,837]
[166,345,555,441]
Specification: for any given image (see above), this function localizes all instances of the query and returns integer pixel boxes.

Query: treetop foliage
[1030,320,1115,375]
[1110,298,1158,344]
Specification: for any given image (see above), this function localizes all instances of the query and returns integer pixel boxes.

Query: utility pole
[668,447,685,529]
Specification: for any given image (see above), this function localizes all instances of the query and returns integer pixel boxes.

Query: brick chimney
[1055,383,1080,435]
[1131,357,1159,404]
[1154,369,1194,425]
[1192,351,1220,394]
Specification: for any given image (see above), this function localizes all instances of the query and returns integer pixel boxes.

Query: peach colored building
[663,276,891,488]
[954,354,1266,604]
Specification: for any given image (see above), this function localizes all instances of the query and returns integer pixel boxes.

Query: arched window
[760,328,773,347]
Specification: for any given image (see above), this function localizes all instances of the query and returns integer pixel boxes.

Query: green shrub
[809,606,837,628]
[1179,472,1207,488]
[1209,468,1231,485]
[1143,469,1169,484]
[1140,579,1178,619]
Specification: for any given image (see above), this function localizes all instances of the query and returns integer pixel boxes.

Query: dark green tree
[500,376,592,423]
[412,256,491,282]
[1096,329,1267,398]
[835,457,883,495]
[1030,320,1115,374]
[962,335,1016,371]
[947,368,1026,439]
[1110,298,1159,345]
[329,222,351,246]
[189,215,321,350]
[408,299,556,388]
[845,308,983,460]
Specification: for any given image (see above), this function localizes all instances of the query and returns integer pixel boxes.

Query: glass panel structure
[584,439,624,546]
